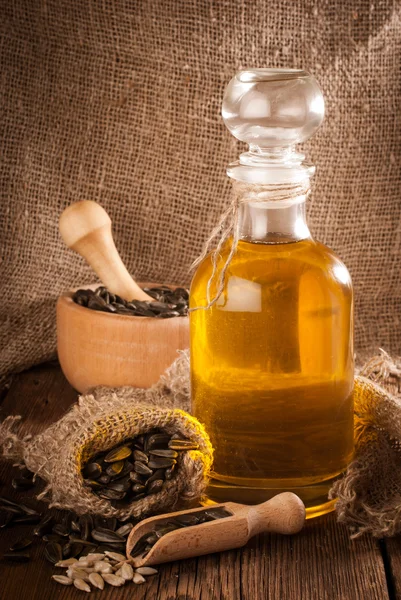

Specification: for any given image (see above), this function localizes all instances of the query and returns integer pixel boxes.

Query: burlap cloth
[0,0,400,384]
[0,351,214,520]
[1,348,401,537]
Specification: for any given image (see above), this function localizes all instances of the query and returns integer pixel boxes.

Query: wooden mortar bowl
[57,284,189,393]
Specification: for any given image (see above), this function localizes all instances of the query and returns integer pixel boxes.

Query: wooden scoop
[59,200,152,301]
[126,492,305,567]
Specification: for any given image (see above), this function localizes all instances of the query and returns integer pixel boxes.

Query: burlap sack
[0,352,213,519]
[0,0,400,382]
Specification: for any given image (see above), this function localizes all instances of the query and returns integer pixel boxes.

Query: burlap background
[0,0,400,380]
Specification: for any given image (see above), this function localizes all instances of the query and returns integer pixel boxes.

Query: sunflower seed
[10,537,33,551]
[147,433,171,450]
[132,483,146,493]
[134,461,153,476]
[56,558,78,567]
[148,448,178,458]
[112,461,134,480]
[83,462,102,479]
[173,513,202,527]
[52,523,70,537]
[104,446,132,463]
[133,450,148,463]
[148,457,176,469]
[44,542,63,564]
[135,566,158,575]
[147,479,164,494]
[147,468,166,483]
[2,552,30,562]
[168,439,199,450]
[42,534,62,543]
[33,514,54,537]
[106,461,124,477]
[108,480,131,493]
[75,559,92,568]
[13,514,41,525]
[73,578,91,592]
[0,496,36,513]
[89,572,105,589]
[71,519,81,533]
[67,568,91,581]
[97,474,111,485]
[102,573,125,586]
[104,550,126,561]
[145,532,160,545]
[95,545,123,554]
[0,505,23,515]
[98,488,126,501]
[63,542,83,558]
[91,528,125,544]
[52,575,73,585]
[204,507,233,519]
[0,512,14,528]
[86,552,105,561]
[84,479,102,490]
[79,514,93,541]
[133,572,146,584]
[94,561,113,573]
[115,523,133,537]
[120,562,134,580]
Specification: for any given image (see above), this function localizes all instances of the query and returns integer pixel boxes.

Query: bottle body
[190,231,354,517]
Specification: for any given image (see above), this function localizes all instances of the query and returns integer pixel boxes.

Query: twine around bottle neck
[190,179,311,311]
[231,179,311,204]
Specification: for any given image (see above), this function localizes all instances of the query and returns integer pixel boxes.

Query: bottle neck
[235,184,311,244]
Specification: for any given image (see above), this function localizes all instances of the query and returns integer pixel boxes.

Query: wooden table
[0,362,400,600]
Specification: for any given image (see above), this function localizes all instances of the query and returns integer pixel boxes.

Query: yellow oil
[190,237,354,517]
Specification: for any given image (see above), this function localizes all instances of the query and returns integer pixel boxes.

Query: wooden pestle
[59,201,152,302]
[126,492,305,567]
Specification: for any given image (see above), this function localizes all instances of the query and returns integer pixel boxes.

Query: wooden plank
[374,377,401,599]
[0,363,390,600]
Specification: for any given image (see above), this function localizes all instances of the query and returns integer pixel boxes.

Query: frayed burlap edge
[330,350,401,538]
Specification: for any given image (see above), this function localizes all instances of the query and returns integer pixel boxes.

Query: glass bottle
[190,69,354,518]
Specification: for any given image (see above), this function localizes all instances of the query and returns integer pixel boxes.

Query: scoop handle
[246,492,306,537]
[59,201,151,302]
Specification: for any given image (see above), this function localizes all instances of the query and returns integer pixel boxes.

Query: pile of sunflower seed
[1,493,137,564]
[73,286,189,318]
[1,490,158,591]
[130,506,232,560]
[83,430,198,505]
[52,552,157,591]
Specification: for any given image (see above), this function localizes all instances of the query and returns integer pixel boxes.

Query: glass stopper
[222,68,324,151]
